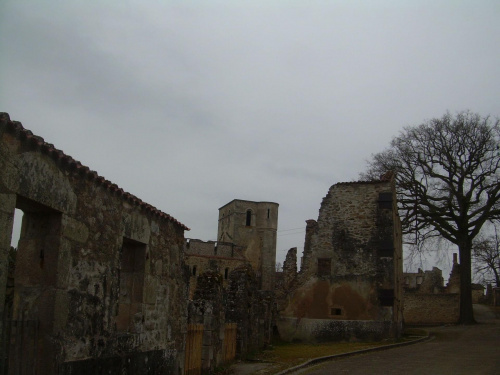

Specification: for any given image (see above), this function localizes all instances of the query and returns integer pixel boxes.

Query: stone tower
[217,200,278,291]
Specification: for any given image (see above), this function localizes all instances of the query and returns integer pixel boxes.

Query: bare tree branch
[362,111,500,324]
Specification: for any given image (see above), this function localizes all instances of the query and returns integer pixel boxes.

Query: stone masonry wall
[225,265,274,358]
[0,114,189,374]
[403,292,460,325]
[188,271,225,373]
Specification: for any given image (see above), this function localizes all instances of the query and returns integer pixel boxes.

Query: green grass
[246,341,394,374]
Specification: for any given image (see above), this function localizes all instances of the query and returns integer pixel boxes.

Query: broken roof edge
[334,171,395,186]
[0,113,189,231]
[218,199,279,210]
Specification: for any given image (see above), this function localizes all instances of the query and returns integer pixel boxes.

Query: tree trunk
[459,244,475,324]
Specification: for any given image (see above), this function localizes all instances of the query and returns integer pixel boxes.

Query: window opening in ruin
[330,307,343,316]
[117,237,146,332]
[4,208,24,328]
[378,192,393,209]
[5,197,61,375]
[416,276,423,285]
[246,210,252,226]
[192,265,197,276]
[378,240,394,257]
[317,258,332,277]
[224,268,229,280]
[378,289,395,306]
[10,209,23,249]
[14,196,62,279]
[267,209,270,219]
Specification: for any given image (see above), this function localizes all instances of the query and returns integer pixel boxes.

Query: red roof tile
[0,113,189,230]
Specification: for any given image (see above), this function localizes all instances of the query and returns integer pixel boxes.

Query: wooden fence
[223,323,237,363]
[184,324,203,375]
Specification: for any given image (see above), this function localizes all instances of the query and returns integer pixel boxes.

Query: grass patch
[402,328,428,337]
[246,340,395,375]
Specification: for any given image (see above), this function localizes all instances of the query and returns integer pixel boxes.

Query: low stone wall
[403,293,459,325]
[276,317,399,342]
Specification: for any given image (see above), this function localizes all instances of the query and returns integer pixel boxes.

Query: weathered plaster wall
[0,114,189,374]
[277,176,403,342]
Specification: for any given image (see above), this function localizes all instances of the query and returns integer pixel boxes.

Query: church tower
[217,200,278,291]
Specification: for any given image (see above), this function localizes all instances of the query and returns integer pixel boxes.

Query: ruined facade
[277,175,404,342]
[0,114,189,374]
[403,267,445,293]
[184,239,247,298]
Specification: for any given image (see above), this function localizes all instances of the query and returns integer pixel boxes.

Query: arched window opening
[192,265,197,276]
[224,268,229,280]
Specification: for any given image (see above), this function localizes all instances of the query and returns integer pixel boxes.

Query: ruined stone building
[184,240,246,298]
[184,200,279,368]
[218,200,279,291]
[185,199,278,296]
[403,267,445,293]
[277,174,404,342]
[0,114,189,374]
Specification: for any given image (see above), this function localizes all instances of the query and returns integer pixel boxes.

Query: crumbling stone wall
[402,259,463,325]
[188,271,225,373]
[0,114,189,374]
[277,175,403,342]
[275,247,297,312]
[225,264,274,358]
[187,265,274,369]
[403,267,445,293]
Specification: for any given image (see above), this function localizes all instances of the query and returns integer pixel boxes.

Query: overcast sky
[1,0,499,279]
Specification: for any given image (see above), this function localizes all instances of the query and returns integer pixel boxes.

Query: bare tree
[473,225,500,287]
[362,111,500,324]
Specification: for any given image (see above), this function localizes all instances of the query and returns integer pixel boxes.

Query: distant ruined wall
[0,114,189,374]
[184,239,246,297]
[446,254,461,294]
[403,292,460,325]
[403,267,445,293]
